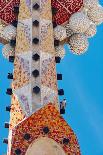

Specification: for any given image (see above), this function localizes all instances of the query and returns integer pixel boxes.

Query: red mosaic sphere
[52,0,83,25]
[0,0,20,24]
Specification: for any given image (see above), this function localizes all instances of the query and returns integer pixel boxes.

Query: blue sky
[0,3,103,154]
[0,43,13,154]
[0,44,14,154]
[57,24,103,154]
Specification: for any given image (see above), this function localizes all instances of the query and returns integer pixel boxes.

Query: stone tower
[1,0,103,154]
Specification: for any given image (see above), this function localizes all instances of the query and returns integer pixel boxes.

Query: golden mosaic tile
[40,27,55,54]
[10,94,25,130]
[18,0,31,20]
[16,26,30,53]
[40,9,52,21]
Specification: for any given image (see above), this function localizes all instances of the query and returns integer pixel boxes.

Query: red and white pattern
[52,0,83,25]
[0,0,20,24]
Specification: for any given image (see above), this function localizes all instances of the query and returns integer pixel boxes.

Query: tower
[1,0,103,154]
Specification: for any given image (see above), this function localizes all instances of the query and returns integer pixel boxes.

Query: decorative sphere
[2,44,14,59]
[87,5,103,25]
[83,0,98,9]
[69,12,91,33]
[54,25,67,41]
[3,25,16,40]
[69,34,89,55]
[84,24,97,37]
[64,24,74,38]
[55,45,65,59]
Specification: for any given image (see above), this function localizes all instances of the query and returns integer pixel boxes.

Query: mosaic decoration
[26,0,31,11]
[2,44,14,59]
[64,23,74,38]
[40,19,52,41]
[41,58,57,91]
[68,34,89,55]
[41,57,53,74]
[55,45,65,59]
[13,83,32,116]
[10,104,81,155]
[40,0,52,20]
[83,0,98,9]
[41,86,58,105]
[84,23,97,38]
[41,0,51,10]
[16,25,31,53]
[87,5,103,25]
[10,94,26,129]
[1,0,103,154]
[54,25,67,41]
[0,0,20,24]
[52,0,83,25]
[12,56,30,89]
[63,1,103,54]
[40,20,55,54]
[0,23,9,43]
[18,0,31,20]
[2,25,16,40]
[18,19,32,44]
[0,37,8,45]
[69,12,91,33]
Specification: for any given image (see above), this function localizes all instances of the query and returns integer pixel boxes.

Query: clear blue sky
[0,44,13,154]
[57,25,103,154]
[0,4,103,155]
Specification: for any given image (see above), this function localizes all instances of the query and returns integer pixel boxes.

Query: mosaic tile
[16,25,31,53]
[40,25,55,54]
[18,0,31,20]
[10,104,81,155]
[13,83,32,116]
[0,0,20,24]
[41,57,53,74]
[18,19,32,44]
[41,86,58,105]
[12,56,30,89]
[52,0,83,25]
[10,94,25,130]
[41,57,57,91]
[40,19,52,41]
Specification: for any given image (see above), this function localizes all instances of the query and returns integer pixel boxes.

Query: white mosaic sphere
[64,23,74,38]
[87,5,103,25]
[69,34,89,55]
[84,24,97,37]
[83,0,98,9]
[69,12,91,33]
[3,25,16,40]
[54,25,67,41]
[2,44,14,59]
[55,45,65,59]
[81,7,88,15]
